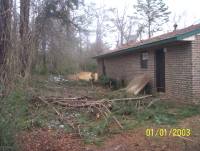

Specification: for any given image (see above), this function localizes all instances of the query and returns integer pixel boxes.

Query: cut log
[67,72,98,81]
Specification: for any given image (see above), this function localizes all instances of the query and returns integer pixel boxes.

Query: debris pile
[49,75,68,83]
[33,95,153,137]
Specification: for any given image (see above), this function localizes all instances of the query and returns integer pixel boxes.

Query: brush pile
[33,95,153,136]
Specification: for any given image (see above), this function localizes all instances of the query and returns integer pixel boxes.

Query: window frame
[140,51,148,69]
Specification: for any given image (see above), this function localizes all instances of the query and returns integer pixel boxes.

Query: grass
[0,84,61,150]
[111,100,200,126]
[79,118,110,145]
[1,76,200,148]
[30,77,200,145]
[178,105,200,119]
[73,100,192,145]
[0,88,29,150]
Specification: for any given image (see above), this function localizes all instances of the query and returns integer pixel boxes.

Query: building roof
[94,23,200,59]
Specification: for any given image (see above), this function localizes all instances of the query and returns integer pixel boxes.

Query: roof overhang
[93,28,200,59]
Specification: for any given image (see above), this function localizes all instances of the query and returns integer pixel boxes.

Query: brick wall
[97,50,156,89]
[96,36,200,102]
[165,43,193,101]
[191,35,200,103]
[97,59,103,76]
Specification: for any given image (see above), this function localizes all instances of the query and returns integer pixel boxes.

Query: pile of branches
[33,95,153,136]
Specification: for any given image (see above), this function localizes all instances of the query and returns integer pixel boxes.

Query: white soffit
[182,36,195,41]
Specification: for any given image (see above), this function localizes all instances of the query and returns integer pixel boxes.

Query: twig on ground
[100,104,123,129]
[147,98,160,108]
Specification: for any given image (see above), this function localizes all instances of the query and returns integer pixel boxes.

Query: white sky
[85,0,200,47]
[86,0,200,26]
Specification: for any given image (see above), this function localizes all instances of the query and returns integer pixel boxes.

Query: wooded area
[0,0,171,92]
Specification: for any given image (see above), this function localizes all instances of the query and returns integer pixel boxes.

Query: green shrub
[0,89,30,150]
[98,75,119,90]
[98,75,110,86]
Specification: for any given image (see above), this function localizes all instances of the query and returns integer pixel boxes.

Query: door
[156,49,165,92]
[102,59,106,75]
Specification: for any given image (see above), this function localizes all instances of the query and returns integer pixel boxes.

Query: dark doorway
[156,49,165,92]
[102,59,106,75]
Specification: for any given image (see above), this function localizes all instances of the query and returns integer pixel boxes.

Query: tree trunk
[66,0,71,40]
[0,0,11,66]
[41,33,47,70]
[120,30,124,45]
[20,0,30,76]
[148,18,151,38]
[13,0,17,37]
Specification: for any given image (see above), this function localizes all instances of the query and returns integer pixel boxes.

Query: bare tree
[94,6,109,54]
[84,4,110,55]
[110,7,136,46]
[134,0,171,38]
[136,24,145,41]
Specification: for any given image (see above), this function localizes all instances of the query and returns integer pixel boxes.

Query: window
[141,52,148,68]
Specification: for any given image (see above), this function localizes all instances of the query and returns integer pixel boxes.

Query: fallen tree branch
[45,96,89,101]
[34,95,154,131]
[100,104,123,129]
[147,98,160,108]
[38,96,62,117]
[37,96,76,131]
[107,95,152,102]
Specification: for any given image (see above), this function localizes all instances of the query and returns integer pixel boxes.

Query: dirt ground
[18,115,200,151]
[89,116,200,151]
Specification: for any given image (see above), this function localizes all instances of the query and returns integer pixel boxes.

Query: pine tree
[134,0,171,38]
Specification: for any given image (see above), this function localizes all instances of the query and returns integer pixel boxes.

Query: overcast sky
[86,0,200,26]
[85,0,200,47]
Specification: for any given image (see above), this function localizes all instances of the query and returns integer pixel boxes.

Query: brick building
[94,24,200,102]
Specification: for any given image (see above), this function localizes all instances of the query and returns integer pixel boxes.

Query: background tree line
[0,0,171,91]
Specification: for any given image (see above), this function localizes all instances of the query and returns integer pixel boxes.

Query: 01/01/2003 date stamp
[145,128,191,137]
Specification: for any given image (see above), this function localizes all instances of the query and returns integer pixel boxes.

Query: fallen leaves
[17,129,85,151]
